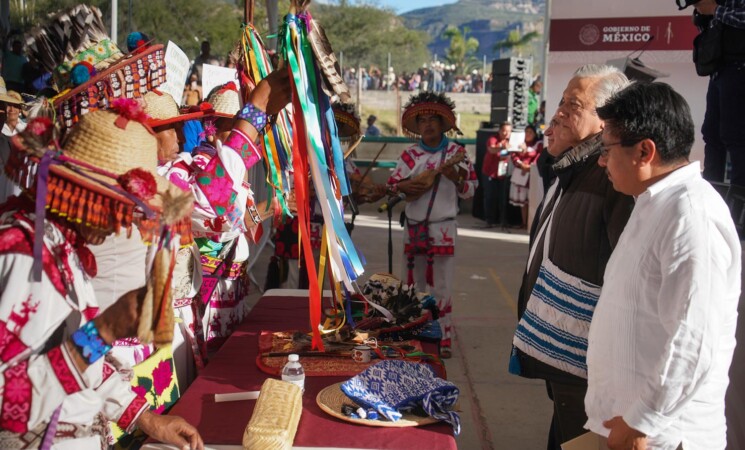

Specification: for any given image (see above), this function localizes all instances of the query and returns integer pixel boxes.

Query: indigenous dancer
[159,72,292,352]
[0,104,201,449]
[386,92,478,358]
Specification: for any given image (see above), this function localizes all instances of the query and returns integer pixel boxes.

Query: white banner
[202,64,239,101]
[160,41,191,105]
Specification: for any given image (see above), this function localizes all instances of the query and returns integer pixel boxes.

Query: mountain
[401,0,545,63]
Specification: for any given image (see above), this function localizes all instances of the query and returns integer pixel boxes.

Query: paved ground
[240,183,745,450]
[247,203,552,449]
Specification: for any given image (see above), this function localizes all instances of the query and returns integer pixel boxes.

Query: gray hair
[573,64,630,108]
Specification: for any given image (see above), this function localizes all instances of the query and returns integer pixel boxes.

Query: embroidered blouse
[0,208,147,444]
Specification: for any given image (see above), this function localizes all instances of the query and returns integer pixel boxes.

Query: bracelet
[238,103,269,134]
[247,203,262,225]
[71,321,112,365]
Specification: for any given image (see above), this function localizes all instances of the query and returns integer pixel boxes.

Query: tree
[493,29,539,58]
[312,3,431,74]
[443,25,480,75]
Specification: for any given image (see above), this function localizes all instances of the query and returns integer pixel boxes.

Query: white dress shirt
[585,162,741,450]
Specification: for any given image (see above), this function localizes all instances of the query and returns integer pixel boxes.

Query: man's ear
[638,139,656,165]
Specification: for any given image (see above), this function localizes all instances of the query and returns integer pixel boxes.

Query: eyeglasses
[599,141,623,157]
[600,140,642,157]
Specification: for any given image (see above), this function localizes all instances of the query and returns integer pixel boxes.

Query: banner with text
[550,16,698,52]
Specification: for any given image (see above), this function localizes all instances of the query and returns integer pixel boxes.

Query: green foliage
[11,0,429,73]
[444,25,480,75]
[493,30,540,57]
[312,2,431,73]
[9,0,277,62]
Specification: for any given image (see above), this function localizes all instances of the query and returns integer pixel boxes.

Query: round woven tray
[315,382,439,428]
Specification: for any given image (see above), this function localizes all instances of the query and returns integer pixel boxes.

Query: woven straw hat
[333,103,361,141]
[316,382,438,428]
[401,91,461,138]
[206,82,241,118]
[6,100,193,238]
[143,90,215,128]
[0,78,23,105]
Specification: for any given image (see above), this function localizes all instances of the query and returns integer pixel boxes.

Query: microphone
[378,193,406,212]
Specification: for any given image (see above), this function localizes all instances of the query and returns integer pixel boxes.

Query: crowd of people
[342,62,488,94]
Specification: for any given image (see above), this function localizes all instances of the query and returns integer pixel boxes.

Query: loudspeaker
[490,57,532,127]
[492,57,532,76]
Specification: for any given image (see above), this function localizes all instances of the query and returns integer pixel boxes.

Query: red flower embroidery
[152,360,172,396]
[132,385,148,399]
[4,376,30,403]
[118,168,157,201]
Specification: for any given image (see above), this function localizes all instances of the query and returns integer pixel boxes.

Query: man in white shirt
[586,82,741,450]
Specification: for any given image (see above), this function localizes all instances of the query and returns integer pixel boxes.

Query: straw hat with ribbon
[332,102,361,142]
[6,99,193,252]
[206,82,242,119]
[143,90,216,129]
[6,99,193,345]
[401,91,462,138]
[24,5,166,130]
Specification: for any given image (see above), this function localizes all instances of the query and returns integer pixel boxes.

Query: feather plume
[159,187,194,226]
[24,5,112,73]
[307,19,352,103]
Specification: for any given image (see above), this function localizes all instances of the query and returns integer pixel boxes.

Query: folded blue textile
[340,360,460,434]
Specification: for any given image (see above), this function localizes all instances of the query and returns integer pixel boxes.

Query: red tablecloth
[165,293,458,450]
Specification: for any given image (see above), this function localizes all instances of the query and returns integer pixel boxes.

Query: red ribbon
[290,76,324,352]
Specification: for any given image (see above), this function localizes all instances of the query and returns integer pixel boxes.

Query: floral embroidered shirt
[0,207,147,447]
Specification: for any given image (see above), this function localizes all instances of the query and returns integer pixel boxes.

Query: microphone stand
[387,203,395,274]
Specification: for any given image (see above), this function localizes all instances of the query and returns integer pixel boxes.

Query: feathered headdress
[402,91,462,138]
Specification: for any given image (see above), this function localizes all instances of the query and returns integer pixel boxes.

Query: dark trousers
[702,62,745,187]
[545,381,588,450]
[482,176,509,226]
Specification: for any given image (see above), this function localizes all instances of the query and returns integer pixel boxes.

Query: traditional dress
[161,131,261,352]
[0,206,147,449]
[509,141,542,207]
[387,138,477,350]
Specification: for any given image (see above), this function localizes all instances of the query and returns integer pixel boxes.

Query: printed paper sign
[202,64,239,100]
[160,41,191,105]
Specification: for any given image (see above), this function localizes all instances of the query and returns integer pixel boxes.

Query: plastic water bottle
[281,354,305,392]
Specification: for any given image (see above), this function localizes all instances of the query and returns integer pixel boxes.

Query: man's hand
[137,411,204,450]
[396,179,430,198]
[247,69,292,116]
[604,416,647,450]
[694,0,717,15]
[440,165,465,184]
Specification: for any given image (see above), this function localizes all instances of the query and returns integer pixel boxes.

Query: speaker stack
[490,57,532,128]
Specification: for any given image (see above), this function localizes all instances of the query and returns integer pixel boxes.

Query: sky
[316,0,459,14]
[379,0,458,14]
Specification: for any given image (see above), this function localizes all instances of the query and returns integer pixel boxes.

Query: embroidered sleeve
[97,357,148,433]
[0,251,90,433]
[388,149,415,185]
[189,137,256,238]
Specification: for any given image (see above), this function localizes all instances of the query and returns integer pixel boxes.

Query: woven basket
[316,382,439,428]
